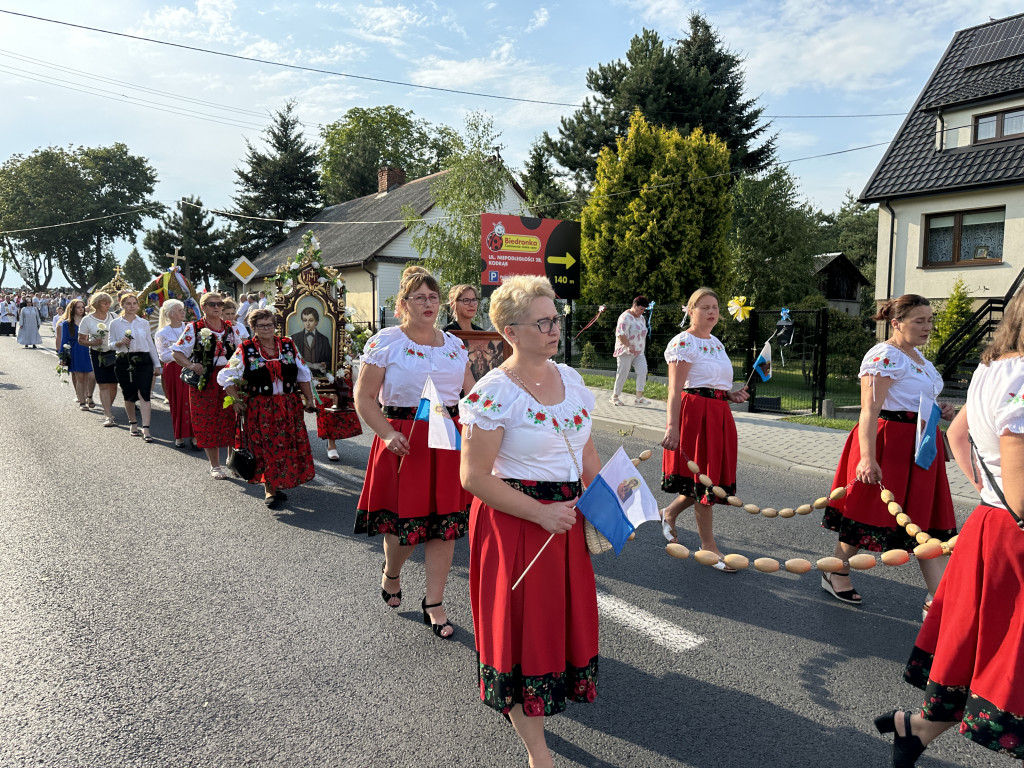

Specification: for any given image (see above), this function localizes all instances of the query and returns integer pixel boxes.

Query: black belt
[502,478,582,501]
[879,409,916,423]
[684,387,729,401]
[117,352,153,363]
[382,404,458,420]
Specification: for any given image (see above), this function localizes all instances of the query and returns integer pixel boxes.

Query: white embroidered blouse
[859,342,944,411]
[360,326,469,407]
[216,339,312,394]
[155,324,186,364]
[966,356,1024,508]
[172,321,245,367]
[459,364,595,482]
[663,331,733,390]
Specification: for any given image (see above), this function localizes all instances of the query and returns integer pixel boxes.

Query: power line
[0,9,908,122]
[0,204,165,235]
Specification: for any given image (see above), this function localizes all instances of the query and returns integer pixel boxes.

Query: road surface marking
[597,589,706,652]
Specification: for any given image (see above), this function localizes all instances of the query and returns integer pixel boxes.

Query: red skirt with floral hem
[354,416,471,545]
[188,367,234,449]
[903,504,1024,758]
[470,482,599,717]
[239,393,314,489]
[661,392,737,505]
[162,361,193,440]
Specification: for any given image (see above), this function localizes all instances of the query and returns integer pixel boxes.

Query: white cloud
[345,3,428,47]
[526,8,549,33]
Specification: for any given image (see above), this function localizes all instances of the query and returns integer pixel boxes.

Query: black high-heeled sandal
[422,597,454,639]
[381,562,401,608]
[141,424,152,443]
[128,420,141,437]
[874,710,926,767]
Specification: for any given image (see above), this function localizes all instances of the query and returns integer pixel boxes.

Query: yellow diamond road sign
[230,257,258,284]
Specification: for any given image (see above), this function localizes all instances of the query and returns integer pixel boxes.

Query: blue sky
[1,0,1021,285]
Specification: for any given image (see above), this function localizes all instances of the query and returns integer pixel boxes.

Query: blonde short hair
[89,292,113,311]
[489,276,557,341]
[199,292,223,310]
[686,287,719,316]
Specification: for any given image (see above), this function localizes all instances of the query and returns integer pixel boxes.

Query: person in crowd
[237,294,252,332]
[0,294,17,335]
[109,293,160,442]
[36,294,49,324]
[460,275,599,768]
[16,299,42,349]
[875,291,1024,767]
[222,298,250,340]
[171,292,244,479]
[444,284,483,332]
[660,287,750,571]
[58,299,95,410]
[610,295,651,406]
[219,308,317,508]
[155,299,196,449]
[78,292,119,426]
[258,291,268,309]
[821,295,956,608]
[353,265,473,638]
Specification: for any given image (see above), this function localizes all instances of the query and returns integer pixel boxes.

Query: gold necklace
[502,363,548,390]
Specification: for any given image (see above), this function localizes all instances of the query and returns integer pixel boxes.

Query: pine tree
[121,246,152,289]
[142,196,230,290]
[521,141,580,220]
[231,100,321,260]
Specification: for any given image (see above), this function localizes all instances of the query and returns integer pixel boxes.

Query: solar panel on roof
[964,16,1024,68]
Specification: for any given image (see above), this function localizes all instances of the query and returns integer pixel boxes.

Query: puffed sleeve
[155,327,178,363]
[173,322,197,358]
[360,328,395,368]
[459,369,521,435]
[859,343,905,379]
[996,370,1024,436]
[664,332,698,364]
[293,347,312,383]
[217,345,245,388]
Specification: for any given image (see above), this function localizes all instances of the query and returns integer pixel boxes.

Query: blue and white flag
[753,341,772,382]
[414,376,461,451]
[914,394,941,470]
[576,447,660,555]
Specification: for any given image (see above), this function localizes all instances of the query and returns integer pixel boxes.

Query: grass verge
[581,374,669,401]
[780,415,855,430]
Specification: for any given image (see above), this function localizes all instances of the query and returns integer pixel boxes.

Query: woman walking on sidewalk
[660,287,749,571]
[610,295,651,406]
[821,294,957,608]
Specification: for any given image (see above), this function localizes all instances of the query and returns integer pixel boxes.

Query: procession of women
[4,268,1022,768]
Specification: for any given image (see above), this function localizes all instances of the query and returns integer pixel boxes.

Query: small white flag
[415,376,461,451]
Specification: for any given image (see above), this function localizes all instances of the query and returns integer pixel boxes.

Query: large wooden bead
[812,497,829,509]
[628,532,636,541]
[744,503,760,514]
[694,549,721,566]
[712,485,728,499]
[784,558,813,574]
[779,507,796,518]
[927,537,941,545]
[880,489,895,503]
[723,554,749,570]
[761,507,779,518]
[754,557,780,573]
[639,449,653,461]
[816,557,845,572]
[915,532,932,545]
[905,523,922,537]
[666,542,690,559]
[914,541,944,560]
[796,504,813,515]
[947,535,958,550]
[632,458,642,467]
[698,474,714,487]
[940,542,951,555]
[881,549,910,566]
[687,460,701,474]
[848,553,877,570]
[888,501,902,516]
[829,486,847,500]
[727,496,743,507]
[895,512,911,527]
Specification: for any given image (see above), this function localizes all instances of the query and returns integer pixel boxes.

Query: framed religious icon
[450,330,511,381]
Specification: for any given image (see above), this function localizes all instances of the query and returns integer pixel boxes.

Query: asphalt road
[0,333,993,768]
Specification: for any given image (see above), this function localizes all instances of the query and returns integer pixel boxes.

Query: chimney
[377,166,406,193]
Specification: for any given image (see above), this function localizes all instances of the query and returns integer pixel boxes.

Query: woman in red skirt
[354,265,473,639]
[219,308,317,508]
[155,299,196,449]
[660,287,750,571]
[822,295,956,608]
[875,293,1024,766]
[171,292,244,479]
[461,275,599,768]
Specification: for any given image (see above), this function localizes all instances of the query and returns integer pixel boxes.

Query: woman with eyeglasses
[354,265,474,639]
[460,275,599,768]
[660,287,750,572]
[444,284,483,332]
[171,292,244,479]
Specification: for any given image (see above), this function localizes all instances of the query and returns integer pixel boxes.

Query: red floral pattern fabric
[240,393,314,489]
[188,365,235,448]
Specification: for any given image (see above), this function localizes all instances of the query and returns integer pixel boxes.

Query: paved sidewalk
[588,387,981,508]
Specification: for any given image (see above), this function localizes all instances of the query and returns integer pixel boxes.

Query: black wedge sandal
[821,570,862,605]
[421,597,454,639]
[874,710,926,767]
[381,562,401,608]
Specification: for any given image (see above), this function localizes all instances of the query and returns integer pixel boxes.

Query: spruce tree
[121,246,152,289]
[521,141,580,220]
[142,196,230,290]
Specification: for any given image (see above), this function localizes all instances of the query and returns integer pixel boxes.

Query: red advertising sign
[480,214,581,299]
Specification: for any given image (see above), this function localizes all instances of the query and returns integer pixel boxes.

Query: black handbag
[228,415,258,481]
[180,365,202,388]
[97,350,116,368]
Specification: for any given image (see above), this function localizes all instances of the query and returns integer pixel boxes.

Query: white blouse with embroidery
[663,331,733,390]
[459,364,595,482]
[172,321,244,367]
[216,339,312,394]
[360,326,469,407]
[155,324,186,364]
[966,356,1024,508]
[859,342,944,411]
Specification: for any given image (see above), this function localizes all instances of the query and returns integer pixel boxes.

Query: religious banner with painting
[450,330,511,382]
[273,231,361,438]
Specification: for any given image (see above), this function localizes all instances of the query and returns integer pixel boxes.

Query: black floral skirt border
[661,474,736,507]
[354,507,468,545]
[478,652,598,717]
[904,646,1024,757]
[821,506,956,552]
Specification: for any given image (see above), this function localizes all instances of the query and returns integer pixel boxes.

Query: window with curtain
[924,208,1004,266]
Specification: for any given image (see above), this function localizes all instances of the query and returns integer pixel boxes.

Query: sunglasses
[205,301,225,308]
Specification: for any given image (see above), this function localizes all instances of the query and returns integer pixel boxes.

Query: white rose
[325,372,335,383]
[312,261,320,269]
[343,306,354,317]
[344,354,353,364]
[296,248,304,256]
[199,328,213,338]
[285,279,293,287]
[344,323,355,333]
[62,344,71,350]
[335,279,343,289]
[311,236,321,250]
[318,277,327,284]
[96,322,107,332]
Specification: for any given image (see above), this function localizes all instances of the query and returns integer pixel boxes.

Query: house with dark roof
[812,252,870,315]
[860,13,1024,309]
[245,167,528,329]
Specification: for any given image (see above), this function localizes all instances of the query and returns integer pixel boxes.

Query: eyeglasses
[456,298,479,304]
[205,301,224,308]
[253,323,275,330]
[510,316,562,333]
[405,294,440,306]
